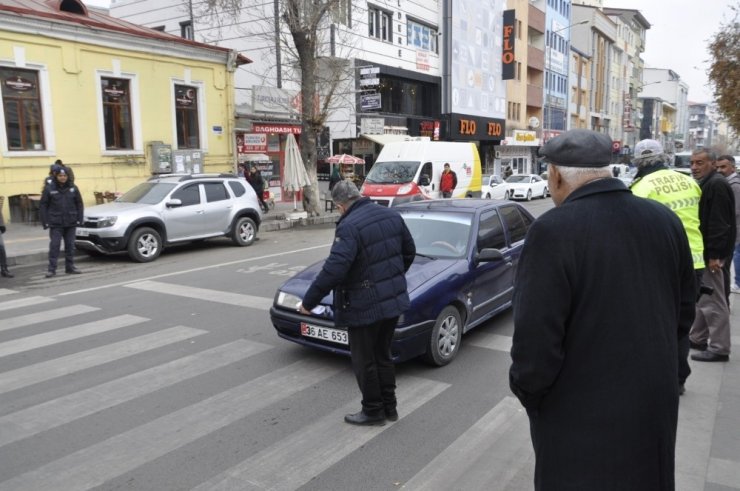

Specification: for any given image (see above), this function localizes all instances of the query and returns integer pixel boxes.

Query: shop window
[369,6,392,42]
[406,18,439,53]
[100,77,133,150]
[0,67,45,151]
[174,84,200,149]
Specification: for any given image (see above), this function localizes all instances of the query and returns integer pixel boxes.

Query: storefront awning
[360,134,412,146]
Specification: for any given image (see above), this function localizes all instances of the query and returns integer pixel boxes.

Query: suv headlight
[276,291,302,309]
[97,216,118,228]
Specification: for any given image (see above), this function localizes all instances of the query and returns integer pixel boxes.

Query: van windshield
[365,161,420,184]
[674,154,691,169]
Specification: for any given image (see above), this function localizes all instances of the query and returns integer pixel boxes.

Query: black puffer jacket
[302,197,416,327]
[698,170,736,262]
[40,181,84,228]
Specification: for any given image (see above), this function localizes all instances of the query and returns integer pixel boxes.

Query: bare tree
[193,0,359,216]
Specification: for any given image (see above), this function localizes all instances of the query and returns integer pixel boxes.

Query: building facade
[0,0,247,220]
[543,0,573,142]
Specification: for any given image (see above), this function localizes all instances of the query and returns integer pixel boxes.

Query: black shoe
[1,268,13,278]
[45,271,56,278]
[689,340,707,351]
[385,408,399,422]
[344,411,385,426]
[691,351,729,362]
[65,268,82,274]
[678,384,686,395]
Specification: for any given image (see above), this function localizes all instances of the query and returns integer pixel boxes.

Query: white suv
[76,174,262,262]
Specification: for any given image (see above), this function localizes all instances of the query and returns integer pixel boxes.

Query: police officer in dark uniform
[40,165,84,278]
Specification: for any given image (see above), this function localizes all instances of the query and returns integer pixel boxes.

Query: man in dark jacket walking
[40,166,84,278]
[509,129,696,490]
[298,180,416,426]
[247,165,269,213]
[689,149,735,362]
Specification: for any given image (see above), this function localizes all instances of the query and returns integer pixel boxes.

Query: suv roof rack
[147,173,237,182]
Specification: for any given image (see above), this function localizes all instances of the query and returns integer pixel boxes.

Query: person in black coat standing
[247,165,269,213]
[40,166,84,278]
[298,180,416,426]
[509,129,696,490]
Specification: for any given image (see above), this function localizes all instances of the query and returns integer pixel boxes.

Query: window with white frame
[369,6,392,42]
[100,77,133,150]
[174,84,200,149]
[406,18,438,53]
[0,66,45,150]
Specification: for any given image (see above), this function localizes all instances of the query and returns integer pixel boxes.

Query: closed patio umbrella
[283,133,311,211]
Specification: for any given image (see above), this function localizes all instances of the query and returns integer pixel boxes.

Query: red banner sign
[252,124,302,134]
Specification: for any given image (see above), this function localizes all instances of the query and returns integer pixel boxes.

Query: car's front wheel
[543,187,549,198]
[232,217,257,246]
[128,227,162,263]
[526,189,532,201]
[424,305,462,366]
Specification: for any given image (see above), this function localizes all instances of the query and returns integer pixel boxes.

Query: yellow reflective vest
[631,168,704,269]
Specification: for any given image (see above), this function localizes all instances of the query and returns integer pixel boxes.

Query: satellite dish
[528,117,540,129]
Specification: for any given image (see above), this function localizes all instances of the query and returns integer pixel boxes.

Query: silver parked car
[75,174,262,262]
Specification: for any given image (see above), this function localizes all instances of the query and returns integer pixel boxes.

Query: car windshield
[365,161,420,184]
[506,175,530,183]
[402,211,472,259]
[117,182,178,204]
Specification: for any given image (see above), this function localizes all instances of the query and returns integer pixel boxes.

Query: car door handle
[196,210,205,214]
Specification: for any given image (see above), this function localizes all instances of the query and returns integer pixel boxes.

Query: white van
[360,140,482,206]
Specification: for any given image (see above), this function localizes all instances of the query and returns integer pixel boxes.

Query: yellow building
[0,0,249,222]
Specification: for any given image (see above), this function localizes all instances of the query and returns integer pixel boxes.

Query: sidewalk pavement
[2,199,339,267]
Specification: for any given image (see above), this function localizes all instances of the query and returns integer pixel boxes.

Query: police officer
[40,165,84,278]
[630,139,704,394]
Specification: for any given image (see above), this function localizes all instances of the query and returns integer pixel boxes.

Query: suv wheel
[232,217,256,246]
[128,227,162,262]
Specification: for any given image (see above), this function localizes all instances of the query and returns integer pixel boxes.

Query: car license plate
[300,322,348,345]
[76,229,89,237]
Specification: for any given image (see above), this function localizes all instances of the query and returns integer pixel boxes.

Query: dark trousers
[679,269,705,384]
[347,317,398,416]
[48,226,76,273]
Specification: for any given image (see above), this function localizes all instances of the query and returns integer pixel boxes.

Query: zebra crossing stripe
[193,375,450,491]
[466,332,513,353]
[0,305,100,333]
[0,296,54,313]
[400,396,533,490]
[0,326,206,396]
[0,314,148,358]
[0,289,17,297]
[124,280,273,310]
[0,358,343,491]
[0,339,272,448]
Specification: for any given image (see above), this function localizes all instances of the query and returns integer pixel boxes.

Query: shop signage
[416,51,430,72]
[253,86,300,115]
[252,124,301,134]
[449,114,506,141]
[361,93,381,111]
[5,76,34,91]
[237,133,267,152]
[360,66,380,76]
[513,130,538,144]
[502,10,516,80]
[419,120,441,141]
[360,77,380,86]
[612,140,621,153]
[103,85,126,98]
[361,117,385,134]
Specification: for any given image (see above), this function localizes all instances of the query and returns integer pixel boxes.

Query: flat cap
[538,129,612,167]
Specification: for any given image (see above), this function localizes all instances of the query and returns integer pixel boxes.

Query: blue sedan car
[270,199,535,366]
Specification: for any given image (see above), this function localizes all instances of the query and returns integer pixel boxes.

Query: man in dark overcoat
[40,166,84,278]
[298,180,415,426]
[509,129,696,490]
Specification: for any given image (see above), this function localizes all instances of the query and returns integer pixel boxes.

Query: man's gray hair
[331,179,362,205]
[551,164,611,183]
[692,148,717,161]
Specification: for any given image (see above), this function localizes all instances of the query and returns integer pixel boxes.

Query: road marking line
[0,305,100,333]
[0,339,272,448]
[193,375,450,491]
[124,280,273,310]
[58,243,331,297]
[0,296,54,312]
[0,289,17,297]
[0,359,343,491]
[466,332,513,352]
[0,326,206,396]
[401,396,533,490]
[0,314,148,358]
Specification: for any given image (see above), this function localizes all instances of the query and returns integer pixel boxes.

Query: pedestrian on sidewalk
[509,129,696,491]
[630,139,704,394]
[439,163,457,198]
[247,165,269,213]
[689,149,735,362]
[715,155,740,297]
[329,166,342,191]
[297,180,415,426]
[0,207,13,278]
[40,166,84,278]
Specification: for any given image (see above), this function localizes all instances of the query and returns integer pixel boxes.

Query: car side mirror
[166,198,182,208]
[474,248,504,265]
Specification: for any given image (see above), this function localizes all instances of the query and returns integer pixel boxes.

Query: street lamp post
[545,19,588,142]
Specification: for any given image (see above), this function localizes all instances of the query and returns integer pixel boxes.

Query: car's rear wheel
[485,192,491,199]
[128,227,162,263]
[232,217,256,246]
[424,305,462,366]
[526,189,532,201]
[543,187,549,198]
[504,190,511,200]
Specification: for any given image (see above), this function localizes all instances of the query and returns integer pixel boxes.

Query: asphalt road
[0,198,560,491]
